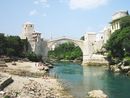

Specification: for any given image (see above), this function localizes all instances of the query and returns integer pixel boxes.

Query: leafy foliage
[48,42,83,60]
[25,52,42,62]
[0,33,6,54]
[105,16,130,63]
[80,36,84,40]
[106,27,130,59]
[0,34,42,62]
[0,34,28,57]
[120,16,130,28]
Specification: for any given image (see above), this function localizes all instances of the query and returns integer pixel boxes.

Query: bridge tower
[82,32,96,64]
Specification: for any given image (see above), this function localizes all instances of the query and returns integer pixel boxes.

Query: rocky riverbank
[109,59,130,76]
[1,75,73,98]
[0,61,73,98]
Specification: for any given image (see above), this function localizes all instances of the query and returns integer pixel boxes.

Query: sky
[0,0,129,40]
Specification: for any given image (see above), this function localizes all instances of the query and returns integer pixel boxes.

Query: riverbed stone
[88,90,108,98]
[120,65,130,72]
[110,65,120,73]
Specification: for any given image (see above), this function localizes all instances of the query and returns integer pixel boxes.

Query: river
[49,62,130,98]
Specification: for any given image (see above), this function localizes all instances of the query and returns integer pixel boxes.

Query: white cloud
[40,0,48,3]
[34,0,48,4]
[34,1,39,4]
[29,9,38,16]
[33,0,49,7]
[69,0,108,10]
[59,0,68,3]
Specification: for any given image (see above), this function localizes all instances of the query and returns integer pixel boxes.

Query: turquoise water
[49,62,130,98]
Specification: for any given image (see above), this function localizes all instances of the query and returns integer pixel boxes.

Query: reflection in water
[49,62,130,98]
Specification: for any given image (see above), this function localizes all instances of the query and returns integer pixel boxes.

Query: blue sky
[0,0,129,39]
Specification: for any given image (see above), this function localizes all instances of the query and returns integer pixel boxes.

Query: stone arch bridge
[47,37,84,52]
[20,23,107,65]
[45,36,105,65]
[32,36,106,65]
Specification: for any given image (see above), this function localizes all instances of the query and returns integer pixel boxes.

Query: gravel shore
[0,61,73,98]
[2,75,73,98]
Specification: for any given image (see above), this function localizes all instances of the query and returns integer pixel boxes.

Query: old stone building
[110,10,129,33]
[103,10,129,43]
[20,22,48,60]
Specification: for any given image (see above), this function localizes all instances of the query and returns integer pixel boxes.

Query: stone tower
[20,22,48,60]
[20,22,34,40]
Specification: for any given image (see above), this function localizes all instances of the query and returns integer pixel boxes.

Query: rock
[0,60,7,67]
[48,64,53,68]
[12,61,16,65]
[0,76,13,91]
[0,91,5,95]
[88,90,108,98]
[43,66,49,71]
[120,65,130,72]
[110,65,120,73]
[113,67,120,73]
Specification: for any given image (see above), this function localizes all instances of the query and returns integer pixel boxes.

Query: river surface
[49,62,130,98]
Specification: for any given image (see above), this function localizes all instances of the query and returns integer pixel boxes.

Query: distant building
[20,22,48,60]
[110,10,129,33]
[86,10,130,52]
[103,10,129,43]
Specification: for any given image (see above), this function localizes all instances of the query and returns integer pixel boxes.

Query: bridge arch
[47,37,84,52]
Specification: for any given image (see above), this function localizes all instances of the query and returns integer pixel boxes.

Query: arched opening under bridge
[47,37,84,62]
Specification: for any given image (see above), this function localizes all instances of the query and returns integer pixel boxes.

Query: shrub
[124,57,130,66]
[25,52,42,62]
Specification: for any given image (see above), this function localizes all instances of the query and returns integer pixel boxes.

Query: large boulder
[88,90,108,98]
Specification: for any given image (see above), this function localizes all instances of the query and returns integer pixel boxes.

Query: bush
[124,57,130,66]
[25,52,42,62]
[106,51,116,65]
[4,96,10,98]
[6,48,15,56]
[48,42,83,61]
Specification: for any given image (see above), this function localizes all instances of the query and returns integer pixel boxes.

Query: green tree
[120,16,130,28]
[48,42,83,61]
[80,36,84,40]
[25,52,42,62]
[0,33,6,55]
[4,36,27,57]
[105,16,130,63]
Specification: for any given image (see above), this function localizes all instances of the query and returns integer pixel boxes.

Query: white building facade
[103,10,129,43]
